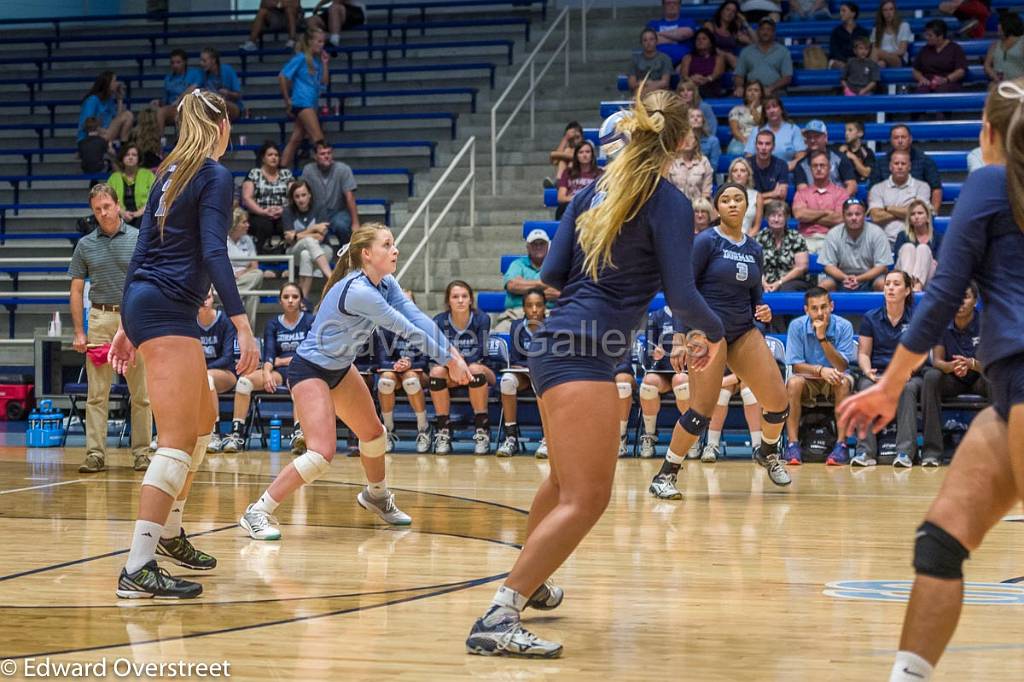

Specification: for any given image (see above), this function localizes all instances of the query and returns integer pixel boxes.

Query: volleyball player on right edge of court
[465,88,724,658]
[839,79,1024,682]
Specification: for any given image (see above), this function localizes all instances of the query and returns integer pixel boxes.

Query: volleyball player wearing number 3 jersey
[110,89,260,599]
[839,80,1024,682]
[466,88,724,659]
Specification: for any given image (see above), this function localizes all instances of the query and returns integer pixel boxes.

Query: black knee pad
[913,521,969,579]
[428,377,448,391]
[468,373,487,388]
[678,408,711,436]
[762,404,790,424]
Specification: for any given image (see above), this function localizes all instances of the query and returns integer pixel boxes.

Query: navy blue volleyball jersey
[536,179,724,364]
[508,318,543,366]
[263,312,315,365]
[432,310,491,364]
[198,310,236,370]
[691,227,764,340]
[646,306,678,371]
[375,327,428,371]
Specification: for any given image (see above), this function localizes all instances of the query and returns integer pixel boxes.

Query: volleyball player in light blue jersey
[240,223,472,540]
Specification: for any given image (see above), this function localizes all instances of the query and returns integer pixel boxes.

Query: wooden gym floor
[1,444,1023,680]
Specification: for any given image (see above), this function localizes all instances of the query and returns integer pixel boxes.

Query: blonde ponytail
[321,222,390,298]
[576,87,690,279]
[985,78,1024,233]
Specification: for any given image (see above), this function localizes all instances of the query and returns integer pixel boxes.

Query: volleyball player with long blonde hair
[110,89,259,599]
[466,88,725,658]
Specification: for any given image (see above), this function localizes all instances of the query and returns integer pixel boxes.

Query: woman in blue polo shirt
[852,269,919,468]
[280,28,331,169]
[77,71,135,144]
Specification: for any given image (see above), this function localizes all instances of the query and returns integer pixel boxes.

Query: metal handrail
[394,136,476,294]
[490,7,571,195]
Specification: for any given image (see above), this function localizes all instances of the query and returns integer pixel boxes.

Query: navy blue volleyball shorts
[288,354,351,390]
[986,352,1024,421]
[122,280,201,347]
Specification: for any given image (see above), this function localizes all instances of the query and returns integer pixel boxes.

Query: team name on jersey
[200,334,219,358]
[276,330,307,354]
[721,249,756,264]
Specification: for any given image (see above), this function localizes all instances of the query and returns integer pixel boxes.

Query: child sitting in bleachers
[78,117,111,181]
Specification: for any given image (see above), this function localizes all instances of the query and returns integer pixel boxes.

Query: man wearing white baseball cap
[794,119,858,196]
[495,228,559,331]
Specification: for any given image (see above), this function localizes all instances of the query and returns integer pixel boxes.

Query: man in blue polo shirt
[646,0,697,64]
[783,287,857,465]
[152,49,204,133]
[199,47,243,120]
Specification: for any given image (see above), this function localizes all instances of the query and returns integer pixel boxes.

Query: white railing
[490,7,571,195]
[394,136,476,294]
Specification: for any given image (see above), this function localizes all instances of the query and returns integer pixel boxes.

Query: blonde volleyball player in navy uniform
[111,89,259,599]
[840,80,1024,682]
[239,224,472,540]
[466,89,724,658]
[649,181,791,500]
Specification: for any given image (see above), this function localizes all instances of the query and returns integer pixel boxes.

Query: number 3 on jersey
[735,262,748,282]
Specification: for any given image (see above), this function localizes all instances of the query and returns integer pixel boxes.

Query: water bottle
[269,417,282,452]
[27,409,41,447]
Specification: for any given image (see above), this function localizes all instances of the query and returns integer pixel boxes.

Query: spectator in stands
[107,145,155,228]
[556,140,601,220]
[893,198,941,291]
[547,121,583,187]
[242,141,295,253]
[647,0,697,64]
[787,0,830,21]
[870,0,913,67]
[794,120,858,196]
[69,184,151,474]
[693,196,714,232]
[727,79,764,154]
[704,1,754,69]
[77,71,134,144]
[241,0,302,52]
[311,0,366,47]
[199,48,243,120]
[628,29,675,95]
[967,145,985,172]
[503,228,558,321]
[852,269,920,468]
[282,179,334,300]
[912,19,968,93]
[78,117,110,178]
[377,290,432,454]
[744,96,805,170]
[793,150,849,251]
[818,197,891,291]
[835,120,875,181]
[429,280,495,455]
[680,29,727,99]
[733,18,793,98]
[127,109,164,168]
[728,157,762,235]
[668,128,714,204]
[198,289,239,454]
[280,29,331,169]
[919,283,986,466]
[741,0,782,24]
[783,287,856,465]
[301,141,360,247]
[868,149,932,242]
[842,36,881,95]
[227,209,264,327]
[939,0,991,40]
[829,2,870,69]
[675,80,717,137]
[985,12,1024,83]
[496,287,547,457]
[869,124,943,211]
[758,200,811,291]
[152,48,202,133]
[690,108,721,172]
[749,130,790,202]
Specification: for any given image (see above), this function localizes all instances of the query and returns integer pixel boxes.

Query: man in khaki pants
[69,184,152,473]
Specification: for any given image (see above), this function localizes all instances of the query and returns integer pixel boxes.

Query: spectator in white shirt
[227,208,264,326]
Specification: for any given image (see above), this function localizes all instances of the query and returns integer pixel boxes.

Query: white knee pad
[500,372,520,396]
[207,373,216,391]
[293,449,331,483]
[639,382,661,401]
[402,375,422,395]
[616,381,633,399]
[235,376,254,396]
[360,431,387,459]
[190,433,212,471]
[717,388,733,406]
[740,386,758,406]
[142,447,191,497]
[673,382,690,401]
[378,376,397,395]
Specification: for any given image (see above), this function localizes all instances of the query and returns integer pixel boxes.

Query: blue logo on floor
[824,580,1024,605]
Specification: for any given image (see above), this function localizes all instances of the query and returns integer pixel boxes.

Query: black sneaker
[116,560,203,599]
[156,528,217,570]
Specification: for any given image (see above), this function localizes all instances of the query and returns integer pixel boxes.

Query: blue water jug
[269,417,282,452]
[26,409,41,447]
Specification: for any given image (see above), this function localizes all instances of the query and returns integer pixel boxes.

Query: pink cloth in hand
[87,343,112,367]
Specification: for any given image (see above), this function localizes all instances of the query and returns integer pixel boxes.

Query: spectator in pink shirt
[792,150,848,253]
